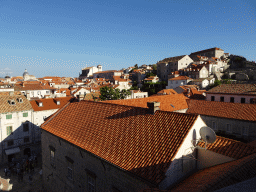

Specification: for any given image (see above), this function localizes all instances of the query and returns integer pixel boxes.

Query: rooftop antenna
[183,126,217,161]
[199,126,216,150]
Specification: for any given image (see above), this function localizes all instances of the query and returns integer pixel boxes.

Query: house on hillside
[157,55,193,82]
[79,65,102,79]
[189,47,224,59]
[206,84,256,104]
[144,76,159,83]
[189,77,215,89]
[166,76,193,89]
[41,100,210,191]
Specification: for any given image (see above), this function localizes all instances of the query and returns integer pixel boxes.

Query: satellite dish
[199,126,216,144]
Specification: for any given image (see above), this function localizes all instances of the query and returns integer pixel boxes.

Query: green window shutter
[23,112,28,117]
[6,114,12,119]
[6,126,12,135]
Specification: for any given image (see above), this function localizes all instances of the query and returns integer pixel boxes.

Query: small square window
[24,137,29,143]
[212,121,216,130]
[7,140,14,146]
[220,97,224,102]
[241,98,245,103]
[230,97,234,103]
[6,114,12,119]
[250,98,255,104]
[23,112,28,117]
[242,127,248,136]
[211,96,215,101]
[226,124,231,133]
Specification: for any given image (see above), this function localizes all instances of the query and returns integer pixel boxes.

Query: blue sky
[0,0,255,78]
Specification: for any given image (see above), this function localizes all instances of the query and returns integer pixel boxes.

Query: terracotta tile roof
[197,136,256,159]
[93,70,117,74]
[102,94,189,112]
[186,99,256,121]
[83,92,101,100]
[189,88,206,100]
[207,84,256,95]
[30,97,74,111]
[169,76,192,81]
[171,153,256,192]
[190,47,224,56]
[157,89,177,95]
[159,55,186,63]
[0,91,22,96]
[14,82,56,91]
[41,101,199,185]
[0,95,33,113]
[11,76,23,81]
[144,76,158,81]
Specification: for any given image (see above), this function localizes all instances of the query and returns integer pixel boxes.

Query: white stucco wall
[33,109,58,127]
[166,79,192,89]
[159,115,207,189]
[197,147,235,170]
[177,55,194,70]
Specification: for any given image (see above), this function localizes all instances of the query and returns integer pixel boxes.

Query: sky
[0,0,255,78]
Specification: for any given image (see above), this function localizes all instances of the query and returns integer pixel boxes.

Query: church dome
[23,69,29,77]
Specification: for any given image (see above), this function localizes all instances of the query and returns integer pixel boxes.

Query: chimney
[147,101,160,114]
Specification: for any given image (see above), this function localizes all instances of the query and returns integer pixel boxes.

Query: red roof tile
[102,94,189,112]
[41,101,199,184]
[169,76,192,81]
[157,89,177,95]
[186,100,256,121]
[207,84,256,95]
[30,97,74,111]
[171,153,256,192]
[198,136,256,159]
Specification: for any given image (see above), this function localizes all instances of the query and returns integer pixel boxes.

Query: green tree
[100,86,131,100]
[152,64,157,71]
[146,72,155,78]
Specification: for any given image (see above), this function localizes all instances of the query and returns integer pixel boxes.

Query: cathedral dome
[23,69,29,77]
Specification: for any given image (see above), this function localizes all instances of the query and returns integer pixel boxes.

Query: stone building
[157,55,193,82]
[0,94,40,164]
[41,100,208,191]
[206,84,256,104]
[189,47,225,59]
[79,65,102,79]
[186,99,256,142]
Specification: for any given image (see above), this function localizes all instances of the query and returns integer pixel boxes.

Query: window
[7,140,14,146]
[241,98,245,103]
[220,97,224,102]
[46,91,50,94]
[211,96,215,101]
[23,123,29,132]
[226,124,231,133]
[68,167,73,180]
[66,156,74,180]
[6,114,12,119]
[88,174,96,192]
[242,127,248,136]
[23,112,28,117]
[230,97,234,103]
[212,121,216,130]
[49,146,55,168]
[24,137,30,143]
[6,126,12,136]
[250,98,255,104]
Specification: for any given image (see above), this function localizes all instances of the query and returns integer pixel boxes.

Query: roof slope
[159,55,186,63]
[30,97,74,111]
[186,99,256,121]
[41,101,198,184]
[102,94,189,112]
[0,95,33,113]
[171,153,256,192]
[198,136,256,159]
[207,84,256,95]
